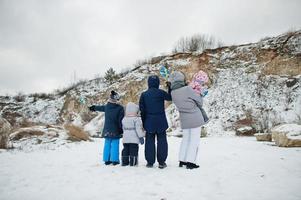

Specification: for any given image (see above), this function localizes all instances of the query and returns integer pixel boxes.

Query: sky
[0,0,301,95]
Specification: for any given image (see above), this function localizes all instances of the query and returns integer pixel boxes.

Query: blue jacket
[139,75,172,133]
[94,102,125,138]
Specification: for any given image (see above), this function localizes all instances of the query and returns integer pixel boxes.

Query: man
[139,75,171,169]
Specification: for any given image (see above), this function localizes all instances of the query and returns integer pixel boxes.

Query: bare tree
[173,34,223,53]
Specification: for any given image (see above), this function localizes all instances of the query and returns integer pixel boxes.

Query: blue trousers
[145,131,168,165]
[103,138,120,163]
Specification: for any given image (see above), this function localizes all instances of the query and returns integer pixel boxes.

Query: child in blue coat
[89,91,124,165]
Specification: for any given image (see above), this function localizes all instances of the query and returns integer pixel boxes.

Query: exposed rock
[0,118,12,149]
[235,126,256,136]
[271,124,301,147]
[254,133,272,141]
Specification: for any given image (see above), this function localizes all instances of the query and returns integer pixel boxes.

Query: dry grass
[10,130,44,140]
[64,124,91,141]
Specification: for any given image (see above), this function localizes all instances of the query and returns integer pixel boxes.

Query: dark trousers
[145,131,168,165]
[122,143,139,166]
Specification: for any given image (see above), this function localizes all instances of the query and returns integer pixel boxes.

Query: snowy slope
[0,30,300,138]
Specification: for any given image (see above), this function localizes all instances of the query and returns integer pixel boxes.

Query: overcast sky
[0,0,300,95]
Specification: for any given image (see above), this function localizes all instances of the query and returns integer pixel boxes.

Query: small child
[189,70,209,123]
[121,102,145,166]
[89,91,124,165]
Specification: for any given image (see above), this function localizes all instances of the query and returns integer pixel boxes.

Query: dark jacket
[139,75,172,133]
[94,102,125,138]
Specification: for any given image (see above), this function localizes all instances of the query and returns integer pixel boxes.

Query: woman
[169,71,205,169]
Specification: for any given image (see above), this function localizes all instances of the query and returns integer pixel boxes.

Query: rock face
[0,118,12,149]
[254,133,272,141]
[271,124,301,147]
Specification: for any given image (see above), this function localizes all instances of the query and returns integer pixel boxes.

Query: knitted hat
[110,90,120,102]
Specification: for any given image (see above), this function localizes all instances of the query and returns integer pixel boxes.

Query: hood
[169,71,185,83]
[148,75,160,89]
[169,71,186,89]
[125,102,139,116]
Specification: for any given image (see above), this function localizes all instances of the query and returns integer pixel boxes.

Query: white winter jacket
[122,116,145,144]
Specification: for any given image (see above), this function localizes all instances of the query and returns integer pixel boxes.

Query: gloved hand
[89,105,96,112]
[139,137,144,145]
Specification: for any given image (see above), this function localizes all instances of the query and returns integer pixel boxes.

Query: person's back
[171,85,205,129]
[139,75,171,169]
[121,102,145,166]
[102,102,124,138]
[139,75,172,133]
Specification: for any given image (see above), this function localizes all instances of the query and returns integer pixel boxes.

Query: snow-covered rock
[271,124,301,147]
[254,133,272,141]
[9,125,69,151]
[236,126,256,136]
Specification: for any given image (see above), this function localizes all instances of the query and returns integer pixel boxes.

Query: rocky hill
[0,30,300,149]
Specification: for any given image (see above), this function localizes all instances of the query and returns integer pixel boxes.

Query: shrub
[173,34,223,53]
[14,92,25,102]
[64,124,91,141]
[104,67,119,85]
[55,79,87,96]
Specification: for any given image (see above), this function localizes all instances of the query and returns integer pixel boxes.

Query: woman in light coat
[169,71,206,169]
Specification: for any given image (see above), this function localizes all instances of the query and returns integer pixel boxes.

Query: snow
[1,136,300,200]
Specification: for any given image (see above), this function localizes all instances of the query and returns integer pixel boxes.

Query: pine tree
[104,67,119,85]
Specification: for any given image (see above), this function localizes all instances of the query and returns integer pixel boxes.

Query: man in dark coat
[89,91,124,165]
[139,75,172,168]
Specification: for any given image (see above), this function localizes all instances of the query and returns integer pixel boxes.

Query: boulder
[254,133,272,141]
[271,124,301,147]
[0,118,12,149]
[235,126,256,136]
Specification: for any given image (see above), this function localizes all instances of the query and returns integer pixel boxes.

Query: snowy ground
[0,136,301,200]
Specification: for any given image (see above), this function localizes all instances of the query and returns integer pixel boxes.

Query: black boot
[146,163,153,168]
[130,156,138,166]
[158,163,167,169]
[122,156,129,166]
[112,162,119,166]
[104,161,112,165]
[179,161,187,167]
[186,162,199,169]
